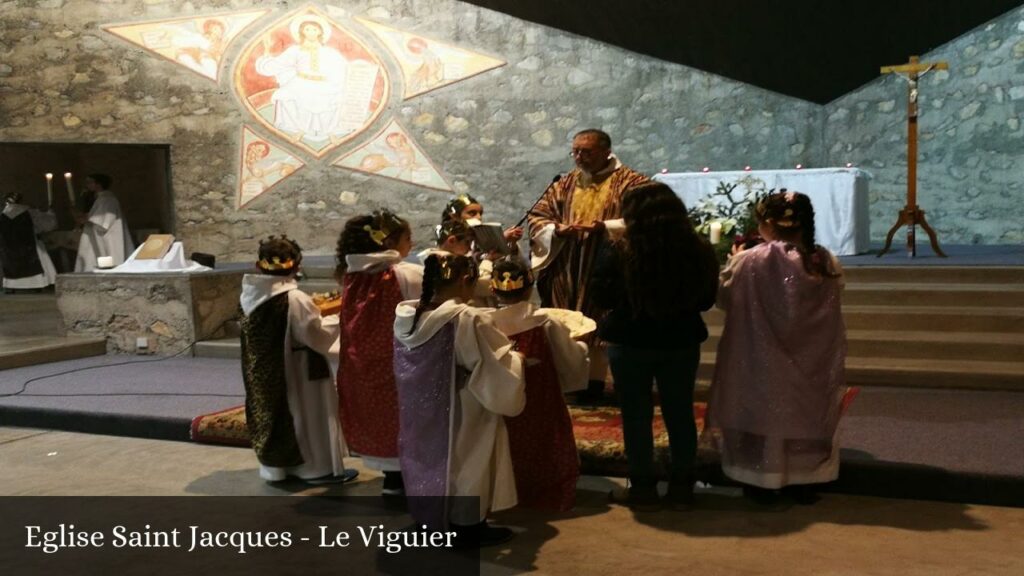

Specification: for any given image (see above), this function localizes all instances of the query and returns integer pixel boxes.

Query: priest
[527,129,648,400]
[73,173,134,272]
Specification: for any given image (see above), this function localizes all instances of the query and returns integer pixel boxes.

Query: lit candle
[64,172,75,207]
[709,221,722,244]
[744,165,752,171]
[701,166,710,173]
[660,168,668,174]
[45,173,53,207]
[795,164,804,170]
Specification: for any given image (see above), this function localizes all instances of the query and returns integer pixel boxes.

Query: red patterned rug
[191,403,707,478]
[193,389,856,478]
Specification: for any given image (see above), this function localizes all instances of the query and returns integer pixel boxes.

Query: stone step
[839,283,1024,308]
[0,336,108,370]
[196,335,1024,391]
[703,305,1024,333]
[703,326,1024,362]
[193,337,241,360]
[696,353,1024,391]
[841,266,1024,284]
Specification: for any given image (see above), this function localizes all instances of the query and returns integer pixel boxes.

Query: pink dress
[705,241,847,489]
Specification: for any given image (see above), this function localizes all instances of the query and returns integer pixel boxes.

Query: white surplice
[394,299,526,525]
[74,190,135,272]
[487,301,590,393]
[345,249,423,300]
[241,274,348,481]
[1,204,58,289]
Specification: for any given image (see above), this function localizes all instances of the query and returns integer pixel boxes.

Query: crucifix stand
[877,55,948,258]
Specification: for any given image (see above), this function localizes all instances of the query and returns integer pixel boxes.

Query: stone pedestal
[56,270,244,355]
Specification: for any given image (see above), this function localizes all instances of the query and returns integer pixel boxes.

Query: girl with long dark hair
[590,181,720,510]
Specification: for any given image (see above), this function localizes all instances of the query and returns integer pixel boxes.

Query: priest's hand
[554,223,576,237]
[571,220,605,234]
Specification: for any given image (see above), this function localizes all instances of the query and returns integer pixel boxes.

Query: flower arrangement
[688,180,767,261]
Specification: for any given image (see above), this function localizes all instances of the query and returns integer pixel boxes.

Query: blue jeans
[607,344,701,488]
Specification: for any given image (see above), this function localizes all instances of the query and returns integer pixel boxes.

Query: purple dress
[393,323,459,529]
[706,241,847,488]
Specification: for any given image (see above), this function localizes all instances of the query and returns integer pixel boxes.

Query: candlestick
[45,173,53,208]
[64,172,75,208]
[709,221,722,244]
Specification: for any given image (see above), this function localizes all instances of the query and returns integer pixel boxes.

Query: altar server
[487,256,588,511]
[393,253,525,547]
[74,173,135,272]
[239,235,355,484]
[334,210,422,496]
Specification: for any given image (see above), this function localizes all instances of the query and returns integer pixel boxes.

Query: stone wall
[57,270,243,354]
[0,0,822,261]
[823,5,1024,244]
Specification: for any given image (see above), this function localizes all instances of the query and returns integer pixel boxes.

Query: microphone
[516,173,562,228]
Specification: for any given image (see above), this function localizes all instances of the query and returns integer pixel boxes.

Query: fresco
[233,6,390,158]
[238,125,306,208]
[356,17,505,99]
[103,5,507,207]
[332,120,452,191]
[103,10,269,82]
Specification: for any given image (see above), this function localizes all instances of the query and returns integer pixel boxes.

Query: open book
[466,220,509,255]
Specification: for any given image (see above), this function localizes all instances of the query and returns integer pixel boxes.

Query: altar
[654,167,871,255]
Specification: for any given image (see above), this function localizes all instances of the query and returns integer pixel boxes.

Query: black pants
[607,344,700,488]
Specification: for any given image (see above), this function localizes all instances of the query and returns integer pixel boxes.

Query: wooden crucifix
[877,55,949,258]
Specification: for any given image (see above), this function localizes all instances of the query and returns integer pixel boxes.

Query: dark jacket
[589,238,719,349]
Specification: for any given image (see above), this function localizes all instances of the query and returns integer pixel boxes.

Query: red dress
[338,268,403,459]
[505,325,580,511]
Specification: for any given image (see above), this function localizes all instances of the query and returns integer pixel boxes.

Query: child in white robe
[334,210,422,495]
[393,253,526,547]
[240,235,355,484]
[487,257,589,511]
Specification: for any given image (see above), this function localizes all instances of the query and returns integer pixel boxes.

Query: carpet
[193,390,859,478]
[191,403,708,477]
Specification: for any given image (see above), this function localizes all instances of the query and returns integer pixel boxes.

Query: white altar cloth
[97,242,210,273]
[654,168,871,255]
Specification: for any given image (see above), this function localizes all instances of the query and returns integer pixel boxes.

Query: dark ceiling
[462,0,1023,103]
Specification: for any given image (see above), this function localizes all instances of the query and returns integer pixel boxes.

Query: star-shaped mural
[103,3,506,208]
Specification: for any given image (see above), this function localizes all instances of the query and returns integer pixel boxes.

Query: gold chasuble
[528,162,648,317]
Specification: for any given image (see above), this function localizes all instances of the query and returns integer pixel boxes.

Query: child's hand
[503,226,523,241]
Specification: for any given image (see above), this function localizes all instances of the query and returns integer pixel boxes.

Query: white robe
[487,301,590,393]
[255,44,350,142]
[1,204,58,289]
[241,274,348,481]
[345,250,423,300]
[394,299,526,524]
[74,190,134,272]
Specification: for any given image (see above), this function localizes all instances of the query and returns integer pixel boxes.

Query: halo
[289,14,333,44]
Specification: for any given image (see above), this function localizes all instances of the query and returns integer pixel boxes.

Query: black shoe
[382,470,405,496]
[782,485,820,505]
[305,469,359,485]
[665,480,695,511]
[743,485,780,505]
